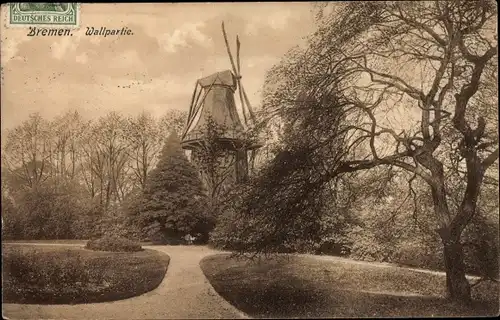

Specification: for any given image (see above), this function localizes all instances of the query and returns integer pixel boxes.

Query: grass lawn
[2,244,170,304]
[201,253,499,318]
[3,239,155,246]
[3,239,88,245]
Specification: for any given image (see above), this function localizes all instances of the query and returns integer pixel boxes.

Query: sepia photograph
[1,2,499,319]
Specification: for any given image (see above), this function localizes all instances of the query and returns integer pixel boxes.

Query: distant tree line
[1,109,188,240]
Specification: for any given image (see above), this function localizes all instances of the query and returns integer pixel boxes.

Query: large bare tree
[125,110,188,191]
[125,112,162,191]
[50,110,88,185]
[262,0,497,302]
[2,113,53,189]
[81,112,130,208]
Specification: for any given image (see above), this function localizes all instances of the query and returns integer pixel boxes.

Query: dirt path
[2,245,249,320]
[308,254,481,280]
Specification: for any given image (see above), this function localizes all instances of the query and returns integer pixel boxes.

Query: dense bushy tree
[210,103,353,254]
[6,179,89,240]
[133,131,212,243]
[1,195,20,240]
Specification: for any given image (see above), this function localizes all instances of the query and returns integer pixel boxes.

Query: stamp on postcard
[7,3,79,28]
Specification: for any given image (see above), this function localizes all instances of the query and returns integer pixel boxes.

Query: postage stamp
[7,3,79,28]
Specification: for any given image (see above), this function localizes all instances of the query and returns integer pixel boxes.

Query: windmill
[181,22,261,197]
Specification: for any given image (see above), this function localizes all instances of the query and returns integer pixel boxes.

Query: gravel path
[2,245,249,320]
[308,254,481,280]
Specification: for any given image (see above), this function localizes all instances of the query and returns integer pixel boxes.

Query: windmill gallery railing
[182,128,261,150]
[183,129,240,143]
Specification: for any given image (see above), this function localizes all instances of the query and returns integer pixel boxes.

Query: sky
[0,3,317,136]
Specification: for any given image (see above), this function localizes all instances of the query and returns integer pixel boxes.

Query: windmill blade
[221,22,238,76]
[184,78,217,139]
[186,81,199,123]
[182,82,200,139]
[238,83,248,127]
[240,84,256,121]
[236,35,241,75]
[235,35,249,126]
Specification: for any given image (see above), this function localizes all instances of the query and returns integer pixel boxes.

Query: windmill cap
[198,70,237,90]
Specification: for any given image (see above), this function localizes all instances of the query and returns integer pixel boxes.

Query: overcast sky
[0,3,316,136]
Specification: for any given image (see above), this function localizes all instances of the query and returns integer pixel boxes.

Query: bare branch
[482,148,499,169]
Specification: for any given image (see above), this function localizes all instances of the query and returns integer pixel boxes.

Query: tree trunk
[442,239,471,302]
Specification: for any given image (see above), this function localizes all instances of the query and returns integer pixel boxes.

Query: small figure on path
[184,233,195,245]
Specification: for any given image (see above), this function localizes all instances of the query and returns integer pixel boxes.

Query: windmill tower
[181,22,261,199]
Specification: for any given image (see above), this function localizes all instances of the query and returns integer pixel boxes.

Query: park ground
[2,242,499,319]
[2,243,248,320]
[202,253,499,318]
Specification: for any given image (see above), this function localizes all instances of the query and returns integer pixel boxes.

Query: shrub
[347,226,392,262]
[347,214,499,277]
[391,238,444,270]
[11,181,92,240]
[462,214,499,278]
[86,235,142,252]
[1,196,21,240]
